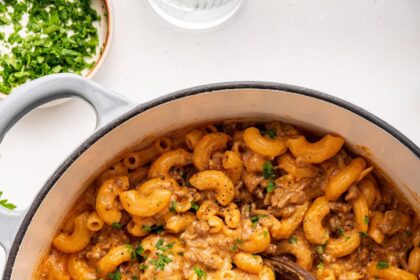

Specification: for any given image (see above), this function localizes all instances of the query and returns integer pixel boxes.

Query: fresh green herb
[288,235,298,244]
[266,180,276,193]
[111,222,122,230]
[0,0,101,94]
[250,214,268,228]
[0,191,16,210]
[169,201,177,213]
[364,215,370,225]
[262,161,275,180]
[190,201,199,211]
[263,230,268,238]
[262,161,276,192]
[107,268,121,280]
[230,239,243,251]
[149,253,172,271]
[142,225,152,232]
[132,277,138,280]
[376,261,389,269]
[336,227,345,236]
[316,262,324,270]
[235,238,244,244]
[156,238,164,248]
[261,129,277,139]
[150,225,164,234]
[359,232,368,238]
[142,224,164,234]
[155,239,174,252]
[314,244,326,255]
[193,266,207,279]
[138,263,148,271]
[134,245,144,261]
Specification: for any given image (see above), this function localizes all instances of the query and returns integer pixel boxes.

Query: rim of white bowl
[0,0,114,99]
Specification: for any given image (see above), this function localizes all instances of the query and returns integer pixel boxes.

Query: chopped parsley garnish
[142,225,152,232]
[263,229,269,238]
[134,245,144,262]
[261,129,277,139]
[288,235,298,244]
[0,191,16,210]
[364,215,370,225]
[169,201,177,213]
[235,238,244,244]
[111,222,122,230]
[138,263,148,271]
[190,201,199,211]
[0,0,101,94]
[316,262,324,270]
[230,239,243,251]
[314,244,326,255]
[193,266,207,279]
[266,180,276,193]
[132,277,138,280]
[263,161,276,192]
[151,225,164,234]
[250,214,268,228]
[142,224,164,234]
[336,227,345,236]
[149,253,172,271]
[359,232,368,238]
[376,261,389,269]
[107,268,121,280]
[262,161,275,180]
[155,239,174,252]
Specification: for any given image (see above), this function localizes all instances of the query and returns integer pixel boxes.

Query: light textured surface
[1,0,420,270]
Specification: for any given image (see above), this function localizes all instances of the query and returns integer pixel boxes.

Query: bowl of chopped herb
[0,0,113,97]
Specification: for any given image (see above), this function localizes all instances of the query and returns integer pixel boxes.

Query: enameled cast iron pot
[0,74,419,279]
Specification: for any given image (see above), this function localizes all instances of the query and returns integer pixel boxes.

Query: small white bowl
[0,0,114,106]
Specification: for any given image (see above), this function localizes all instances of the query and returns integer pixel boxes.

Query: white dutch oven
[0,74,419,279]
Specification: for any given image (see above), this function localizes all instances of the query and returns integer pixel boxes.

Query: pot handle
[0,74,135,259]
[0,73,135,142]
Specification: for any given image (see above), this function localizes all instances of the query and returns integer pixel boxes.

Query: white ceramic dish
[0,74,418,279]
[0,0,113,103]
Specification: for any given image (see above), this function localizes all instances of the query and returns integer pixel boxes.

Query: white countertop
[1,0,420,269]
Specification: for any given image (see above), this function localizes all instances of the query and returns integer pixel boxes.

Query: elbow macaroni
[287,134,344,164]
[53,212,93,254]
[36,121,419,280]
[97,245,133,276]
[189,170,234,206]
[324,157,366,201]
[193,132,230,171]
[243,127,287,157]
[325,230,361,257]
[303,197,330,245]
[96,176,129,225]
[352,191,369,233]
[148,148,193,178]
[276,236,313,270]
[367,262,417,280]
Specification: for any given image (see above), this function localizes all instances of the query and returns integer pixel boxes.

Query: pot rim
[4,81,419,279]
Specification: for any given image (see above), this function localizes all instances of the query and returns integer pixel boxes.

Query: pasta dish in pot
[35,121,420,280]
